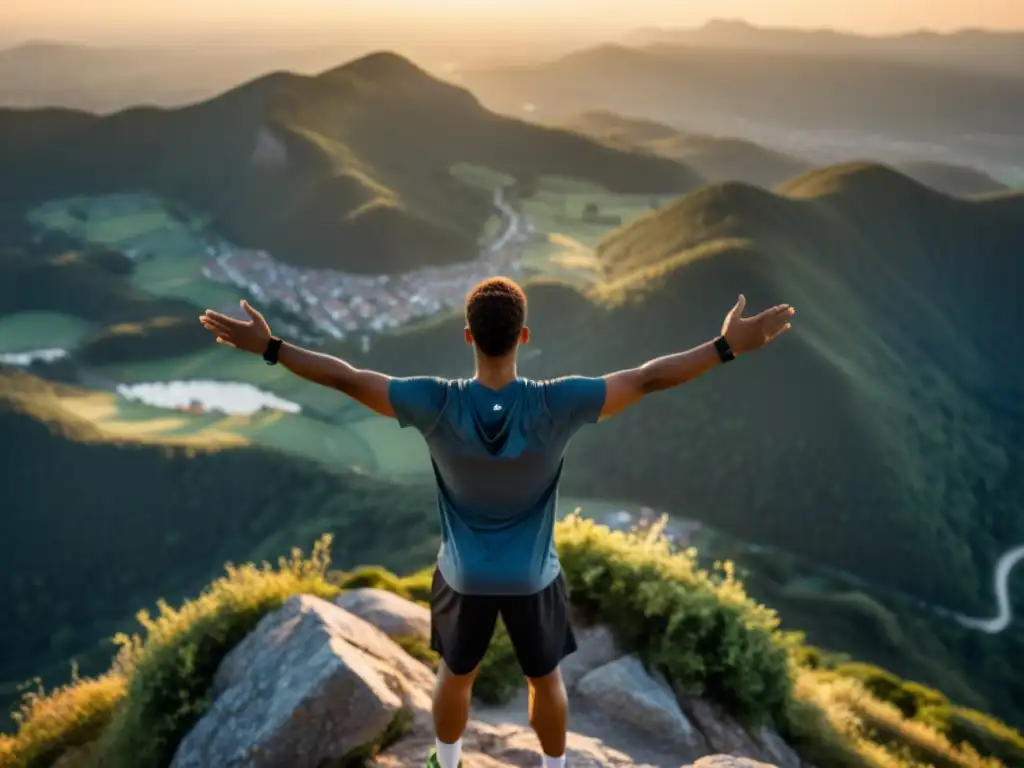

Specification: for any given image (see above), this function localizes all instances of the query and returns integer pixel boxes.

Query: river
[954,545,1024,634]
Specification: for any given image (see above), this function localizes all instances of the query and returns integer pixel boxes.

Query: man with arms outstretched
[199,278,795,768]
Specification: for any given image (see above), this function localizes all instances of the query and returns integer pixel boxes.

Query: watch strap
[714,335,736,363]
[263,336,283,365]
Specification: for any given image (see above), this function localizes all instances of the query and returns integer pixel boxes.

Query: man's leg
[527,668,569,761]
[433,661,478,744]
[429,569,498,768]
[500,573,577,766]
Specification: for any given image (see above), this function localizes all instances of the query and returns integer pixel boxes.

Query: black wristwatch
[262,336,283,366]
[714,335,736,363]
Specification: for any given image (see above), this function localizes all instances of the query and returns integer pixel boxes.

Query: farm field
[56,385,431,477]
[0,311,96,353]
[29,194,240,310]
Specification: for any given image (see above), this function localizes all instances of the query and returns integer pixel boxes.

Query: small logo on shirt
[492,404,502,411]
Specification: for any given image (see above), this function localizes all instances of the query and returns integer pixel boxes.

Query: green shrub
[947,708,1024,768]
[400,568,434,604]
[835,663,915,715]
[556,513,791,725]
[331,566,413,600]
[0,673,124,768]
[94,537,340,768]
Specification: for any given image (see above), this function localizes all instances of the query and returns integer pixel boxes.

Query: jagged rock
[577,655,700,748]
[755,726,802,768]
[689,757,778,767]
[335,588,432,642]
[375,721,645,767]
[677,696,796,767]
[561,623,619,692]
[169,595,435,768]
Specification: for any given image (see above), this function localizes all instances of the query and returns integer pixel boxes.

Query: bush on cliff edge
[2,514,1017,768]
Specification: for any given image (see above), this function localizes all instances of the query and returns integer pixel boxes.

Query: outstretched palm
[199,300,272,355]
[722,294,795,355]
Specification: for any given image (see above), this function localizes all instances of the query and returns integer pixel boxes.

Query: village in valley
[199,240,526,345]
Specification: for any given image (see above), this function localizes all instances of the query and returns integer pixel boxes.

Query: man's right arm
[599,295,796,420]
[600,340,723,419]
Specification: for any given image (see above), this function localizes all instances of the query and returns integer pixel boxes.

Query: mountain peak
[777,161,934,200]
[319,50,429,83]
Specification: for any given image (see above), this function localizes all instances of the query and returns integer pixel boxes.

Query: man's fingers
[215,337,237,349]
[201,316,234,335]
[200,323,232,343]
[202,309,245,329]
[733,294,747,317]
[768,323,792,342]
[241,300,266,326]
[755,304,792,321]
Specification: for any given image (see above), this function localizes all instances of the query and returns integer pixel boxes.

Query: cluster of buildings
[199,239,526,343]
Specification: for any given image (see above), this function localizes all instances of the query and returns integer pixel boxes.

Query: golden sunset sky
[3,0,1023,45]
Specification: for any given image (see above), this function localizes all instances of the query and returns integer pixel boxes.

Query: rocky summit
[166,590,809,768]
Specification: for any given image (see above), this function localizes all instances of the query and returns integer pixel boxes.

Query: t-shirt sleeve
[388,376,450,434]
[543,376,607,433]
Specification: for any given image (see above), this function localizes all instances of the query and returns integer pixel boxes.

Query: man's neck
[473,354,518,390]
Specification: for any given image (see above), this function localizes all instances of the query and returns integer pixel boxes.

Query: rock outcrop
[576,655,703,749]
[168,591,805,768]
[169,595,434,768]
[335,588,432,642]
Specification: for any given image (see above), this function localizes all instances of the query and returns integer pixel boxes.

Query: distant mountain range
[561,111,1011,195]
[626,19,1024,78]
[0,52,698,274]
[458,42,1024,182]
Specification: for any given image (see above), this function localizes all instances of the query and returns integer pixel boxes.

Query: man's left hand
[199,300,272,354]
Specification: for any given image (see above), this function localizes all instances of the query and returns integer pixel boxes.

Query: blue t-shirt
[388,376,607,596]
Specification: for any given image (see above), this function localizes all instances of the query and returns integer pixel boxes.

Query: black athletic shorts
[429,569,577,679]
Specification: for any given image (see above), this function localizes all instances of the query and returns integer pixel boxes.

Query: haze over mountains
[458,34,1024,185]
[560,111,1011,194]
[628,18,1024,77]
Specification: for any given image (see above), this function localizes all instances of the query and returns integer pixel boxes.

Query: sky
[3,0,1024,47]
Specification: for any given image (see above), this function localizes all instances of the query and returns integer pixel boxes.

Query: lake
[0,348,68,366]
[115,380,301,415]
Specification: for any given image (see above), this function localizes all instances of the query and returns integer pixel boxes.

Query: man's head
[464,277,529,358]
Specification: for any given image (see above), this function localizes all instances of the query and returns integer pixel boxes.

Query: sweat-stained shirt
[388,376,607,596]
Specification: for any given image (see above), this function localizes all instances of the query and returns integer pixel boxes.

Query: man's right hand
[199,300,272,355]
[721,294,795,355]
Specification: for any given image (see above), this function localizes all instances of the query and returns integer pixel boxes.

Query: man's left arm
[200,300,396,417]
[277,345,448,431]
[276,343,395,418]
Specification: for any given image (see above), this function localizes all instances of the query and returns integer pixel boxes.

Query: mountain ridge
[0,50,701,274]
[560,111,1011,195]
[458,45,1024,181]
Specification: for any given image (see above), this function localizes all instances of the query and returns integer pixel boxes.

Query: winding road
[953,545,1024,634]
[487,184,527,253]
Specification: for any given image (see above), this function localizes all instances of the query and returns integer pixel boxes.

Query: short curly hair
[465,277,527,358]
